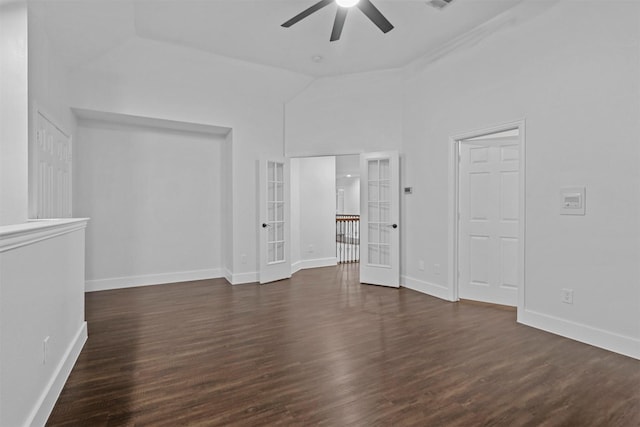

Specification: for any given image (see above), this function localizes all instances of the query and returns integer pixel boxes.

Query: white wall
[1,6,89,425]
[336,177,360,215]
[285,69,404,157]
[28,6,76,143]
[290,158,301,269]
[68,37,313,283]
[284,1,640,358]
[28,6,78,219]
[0,2,29,225]
[335,154,360,215]
[221,130,233,281]
[402,0,640,357]
[74,120,225,290]
[290,157,337,271]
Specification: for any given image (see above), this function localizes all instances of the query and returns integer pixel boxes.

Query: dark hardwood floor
[48,264,640,426]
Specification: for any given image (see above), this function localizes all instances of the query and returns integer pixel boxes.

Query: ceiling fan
[281,0,394,42]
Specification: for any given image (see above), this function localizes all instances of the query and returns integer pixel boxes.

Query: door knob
[262,223,270,228]
[392,224,398,229]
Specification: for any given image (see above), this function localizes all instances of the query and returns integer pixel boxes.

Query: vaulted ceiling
[31,0,524,77]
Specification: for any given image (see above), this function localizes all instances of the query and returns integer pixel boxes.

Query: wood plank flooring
[48,265,640,426]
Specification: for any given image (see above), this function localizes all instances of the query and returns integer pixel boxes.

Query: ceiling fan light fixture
[335,0,360,8]
[282,0,392,42]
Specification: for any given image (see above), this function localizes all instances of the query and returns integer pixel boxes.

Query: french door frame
[448,120,526,315]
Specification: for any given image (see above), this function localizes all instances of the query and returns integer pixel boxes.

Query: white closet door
[33,111,72,219]
[459,138,519,306]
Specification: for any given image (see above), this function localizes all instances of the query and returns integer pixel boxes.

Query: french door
[259,158,291,284]
[359,151,400,287]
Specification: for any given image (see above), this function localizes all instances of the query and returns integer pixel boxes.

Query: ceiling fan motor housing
[426,0,454,10]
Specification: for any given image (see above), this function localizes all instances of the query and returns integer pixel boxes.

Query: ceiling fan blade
[282,0,334,28]
[330,7,348,42]
[357,0,394,33]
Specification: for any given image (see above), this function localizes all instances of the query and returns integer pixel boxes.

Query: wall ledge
[0,218,89,253]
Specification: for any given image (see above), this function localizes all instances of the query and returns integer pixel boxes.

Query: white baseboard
[28,322,88,427]
[229,271,259,285]
[85,268,223,292]
[224,268,233,285]
[296,257,337,271]
[518,309,640,360]
[401,275,453,301]
[291,261,302,275]
[231,258,336,284]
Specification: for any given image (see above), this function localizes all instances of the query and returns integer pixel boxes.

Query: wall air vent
[426,0,455,10]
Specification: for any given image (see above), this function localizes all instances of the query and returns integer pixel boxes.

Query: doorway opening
[336,155,360,264]
[290,151,400,288]
[449,122,525,308]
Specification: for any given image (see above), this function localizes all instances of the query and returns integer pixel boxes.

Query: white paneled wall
[0,219,88,427]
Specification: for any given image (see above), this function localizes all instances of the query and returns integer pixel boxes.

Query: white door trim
[447,120,526,314]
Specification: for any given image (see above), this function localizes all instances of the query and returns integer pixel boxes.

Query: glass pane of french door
[267,161,285,264]
[367,158,391,267]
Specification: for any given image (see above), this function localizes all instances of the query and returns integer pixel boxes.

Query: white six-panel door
[259,158,291,284]
[459,137,519,306]
[360,151,400,287]
[32,111,72,219]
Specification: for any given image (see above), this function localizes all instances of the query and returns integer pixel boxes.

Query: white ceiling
[31,0,524,77]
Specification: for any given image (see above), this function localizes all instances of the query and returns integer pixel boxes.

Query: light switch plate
[560,186,586,215]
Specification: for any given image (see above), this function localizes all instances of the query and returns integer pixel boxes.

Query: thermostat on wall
[560,187,586,215]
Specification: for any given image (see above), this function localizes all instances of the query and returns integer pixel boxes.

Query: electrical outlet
[308,244,314,253]
[418,260,425,271]
[434,263,441,275]
[241,254,247,264]
[561,288,573,304]
[43,336,50,364]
